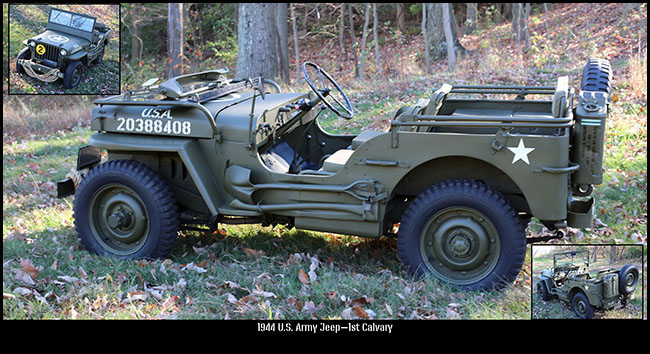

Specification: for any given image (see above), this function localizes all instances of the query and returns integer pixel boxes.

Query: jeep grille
[34,42,59,63]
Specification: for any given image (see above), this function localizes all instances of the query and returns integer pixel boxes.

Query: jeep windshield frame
[48,8,96,32]
[45,8,96,42]
[553,250,589,269]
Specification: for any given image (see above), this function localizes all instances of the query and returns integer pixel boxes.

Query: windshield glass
[49,9,95,32]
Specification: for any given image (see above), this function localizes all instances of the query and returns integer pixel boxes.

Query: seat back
[552,76,569,118]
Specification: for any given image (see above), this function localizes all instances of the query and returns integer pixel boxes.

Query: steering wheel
[302,61,353,119]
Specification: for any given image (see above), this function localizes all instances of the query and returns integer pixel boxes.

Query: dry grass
[2,95,94,141]
[628,48,647,102]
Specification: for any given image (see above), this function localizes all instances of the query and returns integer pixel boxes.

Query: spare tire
[581,58,612,94]
[618,264,639,295]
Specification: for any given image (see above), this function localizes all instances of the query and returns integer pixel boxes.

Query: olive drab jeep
[535,250,639,319]
[58,59,612,291]
[15,7,112,89]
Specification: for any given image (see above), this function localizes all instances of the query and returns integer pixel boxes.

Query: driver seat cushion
[552,76,569,118]
[321,149,354,173]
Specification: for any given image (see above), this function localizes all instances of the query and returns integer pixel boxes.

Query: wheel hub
[89,184,149,254]
[421,207,500,285]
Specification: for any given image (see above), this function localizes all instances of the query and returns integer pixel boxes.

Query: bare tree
[167,3,183,78]
[372,3,383,76]
[442,3,456,71]
[338,3,347,72]
[359,3,371,82]
[422,3,430,74]
[348,4,359,78]
[425,3,465,60]
[290,4,300,81]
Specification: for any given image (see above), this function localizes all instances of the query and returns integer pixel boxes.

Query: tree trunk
[442,3,456,71]
[236,3,278,79]
[396,3,406,34]
[465,3,477,35]
[422,3,430,74]
[426,3,465,61]
[167,3,183,78]
[338,3,347,71]
[290,4,300,82]
[373,3,383,76]
[348,4,359,78]
[359,3,371,82]
[523,3,531,51]
[131,4,142,62]
[276,3,290,83]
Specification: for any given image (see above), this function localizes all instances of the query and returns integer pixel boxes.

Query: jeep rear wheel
[572,291,594,319]
[74,160,179,259]
[397,179,526,291]
[63,60,84,89]
[618,264,639,295]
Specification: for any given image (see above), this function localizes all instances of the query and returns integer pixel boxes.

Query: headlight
[29,41,35,47]
[60,49,67,56]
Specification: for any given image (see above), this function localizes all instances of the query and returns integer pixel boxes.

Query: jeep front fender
[89,132,222,216]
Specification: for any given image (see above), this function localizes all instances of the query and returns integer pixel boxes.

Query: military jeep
[15,7,112,89]
[535,250,639,319]
[57,59,611,291]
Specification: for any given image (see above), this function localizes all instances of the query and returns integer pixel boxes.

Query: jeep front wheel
[16,47,31,75]
[74,160,179,259]
[537,281,549,301]
[572,291,594,319]
[63,60,84,89]
[397,179,526,291]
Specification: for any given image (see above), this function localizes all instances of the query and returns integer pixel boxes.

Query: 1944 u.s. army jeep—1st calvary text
[535,250,639,319]
[15,7,112,89]
[58,60,612,291]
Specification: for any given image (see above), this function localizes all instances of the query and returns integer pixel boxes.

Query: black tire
[572,291,594,319]
[618,264,639,295]
[537,281,549,301]
[397,179,526,291]
[16,47,31,75]
[74,160,179,259]
[581,58,612,94]
[92,43,105,65]
[63,60,84,89]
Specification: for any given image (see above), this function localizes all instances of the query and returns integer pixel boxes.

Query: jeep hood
[29,29,90,51]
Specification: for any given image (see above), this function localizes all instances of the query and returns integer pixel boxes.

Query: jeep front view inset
[15,7,112,89]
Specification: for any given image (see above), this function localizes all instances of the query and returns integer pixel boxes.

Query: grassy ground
[2,3,646,320]
[7,4,119,95]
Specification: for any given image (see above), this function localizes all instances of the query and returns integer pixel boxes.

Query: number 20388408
[116,117,192,136]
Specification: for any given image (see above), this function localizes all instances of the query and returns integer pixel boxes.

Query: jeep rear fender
[89,133,222,215]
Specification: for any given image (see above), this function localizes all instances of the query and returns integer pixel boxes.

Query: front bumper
[17,58,64,82]
[56,146,101,198]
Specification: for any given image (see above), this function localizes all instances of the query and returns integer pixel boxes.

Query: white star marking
[507,138,535,165]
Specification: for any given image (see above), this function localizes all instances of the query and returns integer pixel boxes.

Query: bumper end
[57,178,76,198]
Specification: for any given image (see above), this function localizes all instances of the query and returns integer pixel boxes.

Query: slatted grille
[34,42,59,63]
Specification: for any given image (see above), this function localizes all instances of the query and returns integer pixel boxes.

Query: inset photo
[8,4,119,94]
[532,245,644,319]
